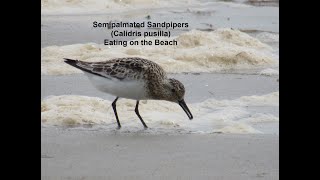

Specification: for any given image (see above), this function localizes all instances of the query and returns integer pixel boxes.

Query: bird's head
[162,78,193,120]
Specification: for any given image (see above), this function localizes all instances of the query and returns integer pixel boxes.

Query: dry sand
[41,127,278,180]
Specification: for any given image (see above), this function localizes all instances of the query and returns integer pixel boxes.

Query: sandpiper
[64,57,193,129]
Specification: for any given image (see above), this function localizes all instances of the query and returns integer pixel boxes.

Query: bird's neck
[146,79,169,100]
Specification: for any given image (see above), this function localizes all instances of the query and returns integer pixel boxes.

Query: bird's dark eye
[171,89,175,92]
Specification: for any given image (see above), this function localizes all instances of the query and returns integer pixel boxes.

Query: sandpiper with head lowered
[64,57,193,129]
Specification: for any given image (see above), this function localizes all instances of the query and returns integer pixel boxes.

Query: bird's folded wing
[76,60,147,80]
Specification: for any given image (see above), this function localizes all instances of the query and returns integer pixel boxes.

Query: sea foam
[41,92,279,134]
[41,28,278,75]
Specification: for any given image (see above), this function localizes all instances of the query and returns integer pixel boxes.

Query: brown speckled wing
[75,57,166,81]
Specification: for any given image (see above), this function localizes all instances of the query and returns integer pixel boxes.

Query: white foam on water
[242,113,279,123]
[259,68,279,76]
[215,1,251,8]
[41,28,278,75]
[41,92,279,134]
[199,92,279,107]
[255,32,279,44]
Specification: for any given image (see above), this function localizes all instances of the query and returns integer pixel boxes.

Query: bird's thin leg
[112,97,121,129]
[135,101,148,129]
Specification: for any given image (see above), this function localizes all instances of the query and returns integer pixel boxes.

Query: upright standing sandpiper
[64,57,193,129]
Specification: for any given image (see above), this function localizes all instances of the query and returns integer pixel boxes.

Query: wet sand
[41,128,278,180]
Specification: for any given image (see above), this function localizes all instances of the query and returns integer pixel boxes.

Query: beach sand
[41,74,279,179]
[41,127,278,179]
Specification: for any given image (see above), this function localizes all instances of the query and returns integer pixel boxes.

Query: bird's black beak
[178,99,193,120]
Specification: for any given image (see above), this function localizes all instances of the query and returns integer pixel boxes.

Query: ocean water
[41,0,279,135]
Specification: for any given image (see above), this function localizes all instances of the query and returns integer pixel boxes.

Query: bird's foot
[116,126,121,130]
